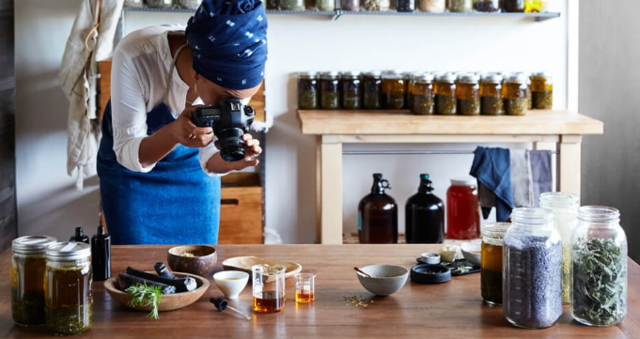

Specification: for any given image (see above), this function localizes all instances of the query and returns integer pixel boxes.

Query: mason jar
[363,71,383,109]
[448,0,472,12]
[279,0,305,10]
[531,71,553,110]
[502,73,529,116]
[456,73,480,115]
[11,236,57,326]
[480,73,504,115]
[481,223,510,305]
[316,0,335,10]
[341,71,362,110]
[411,73,434,115]
[147,0,174,8]
[320,71,341,110]
[503,208,562,329]
[381,70,406,110]
[474,0,500,12]
[571,206,628,327]
[434,72,457,115]
[298,71,319,110]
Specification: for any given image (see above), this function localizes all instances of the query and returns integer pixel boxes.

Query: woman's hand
[215,134,262,170]
[170,106,214,148]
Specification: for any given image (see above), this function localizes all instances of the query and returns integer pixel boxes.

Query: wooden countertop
[297,110,605,135]
[1,245,638,338]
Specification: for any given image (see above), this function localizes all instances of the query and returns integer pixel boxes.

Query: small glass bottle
[434,72,457,115]
[539,192,579,305]
[363,71,383,110]
[45,242,93,335]
[504,208,562,329]
[298,71,320,110]
[481,223,510,305]
[473,0,500,12]
[341,0,361,11]
[448,0,473,12]
[411,73,435,115]
[381,71,405,110]
[396,0,414,12]
[446,177,480,240]
[503,0,524,12]
[419,0,445,12]
[358,173,398,244]
[405,174,445,244]
[502,73,529,116]
[252,264,286,313]
[571,206,628,327]
[480,73,504,115]
[320,71,341,110]
[531,72,553,109]
[341,71,362,110]
[316,0,335,10]
[456,73,481,115]
[11,236,57,326]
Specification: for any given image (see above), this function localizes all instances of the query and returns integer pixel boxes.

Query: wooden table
[297,110,605,244]
[1,245,637,338]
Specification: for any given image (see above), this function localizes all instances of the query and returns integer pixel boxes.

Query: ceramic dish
[355,265,408,296]
[167,245,217,277]
[411,264,451,284]
[222,256,302,282]
[213,271,250,299]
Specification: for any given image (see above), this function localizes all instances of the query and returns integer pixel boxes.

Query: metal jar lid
[320,71,340,79]
[12,236,57,255]
[457,73,480,83]
[481,73,503,83]
[415,73,435,82]
[435,72,457,82]
[363,71,382,77]
[341,71,361,78]
[505,73,529,84]
[299,71,318,78]
[45,242,91,261]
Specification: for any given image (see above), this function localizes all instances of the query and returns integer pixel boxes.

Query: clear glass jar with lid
[341,71,362,109]
[381,70,405,110]
[45,242,93,335]
[531,71,553,109]
[481,223,510,305]
[279,0,306,10]
[571,206,627,327]
[456,73,480,115]
[474,0,500,12]
[411,73,434,115]
[320,71,341,110]
[434,72,457,115]
[11,235,57,326]
[540,192,579,304]
[316,0,335,10]
[502,73,529,116]
[298,72,319,110]
[363,71,382,109]
[448,0,473,12]
[480,73,503,115]
[147,0,175,8]
[503,208,562,329]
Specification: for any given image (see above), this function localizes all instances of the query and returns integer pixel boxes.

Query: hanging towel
[470,147,513,222]
[478,182,496,220]
[529,150,553,207]
[510,149,534,208]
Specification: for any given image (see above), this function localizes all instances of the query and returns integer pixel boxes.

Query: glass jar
[503,0,524,12]
[320,71,341,110]
[456,73,480,115]
[434,72,457,115]
[396,0,414,12]
[571,206,628,327]
[298,72,319,110]
[480,73,504,115]
[524,0,548,13]
[448,0,473,12]
[446,177,480,240]
[123,0,144,8]
[45,242,92,335]
[146,0,174,8]
[531,72,553,110]
[363,71,383,109]
[481,223,510,305]
[363,0,390,10]
[419,0,445,12]
[279,0,305,10]
[341,0,361,11]
[474,0,500,12]
[502,73,529,116]
[252,264,286,313]
[411,73,434,115]
[177,0,202,9]
[11,236,57,326]
[381,71,405,110]
[341,71,362,110]
[316,0,335,10]
[539,192,579,305]
[504,208,562,329]
[266,0,279,10]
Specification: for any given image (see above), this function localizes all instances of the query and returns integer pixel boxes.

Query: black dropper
[69,227,90,244]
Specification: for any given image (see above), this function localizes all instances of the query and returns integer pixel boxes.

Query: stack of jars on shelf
[298,70,554,115]
[268,0,548,12]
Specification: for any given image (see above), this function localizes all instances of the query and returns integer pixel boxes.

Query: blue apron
[97,45,220,245]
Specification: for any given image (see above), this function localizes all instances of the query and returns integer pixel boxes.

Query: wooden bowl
[222,256,302,282]
[167,245,217,277]
[104,272,209,312]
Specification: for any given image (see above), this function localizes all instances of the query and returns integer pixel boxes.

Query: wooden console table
[297,110,604,244]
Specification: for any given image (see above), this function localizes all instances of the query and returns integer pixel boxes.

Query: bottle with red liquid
[446,177,481,239]
[358,173,398,244]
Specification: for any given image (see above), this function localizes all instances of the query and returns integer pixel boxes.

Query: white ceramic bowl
[460,243,482,267]
[355,265,408,297]
[213,270,249,299]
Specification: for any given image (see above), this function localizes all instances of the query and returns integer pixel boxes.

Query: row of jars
[123,0,202,10]
[298,70,553,116]
[269,0,548,13]
[11,237,92,335]
[481,197,628,329]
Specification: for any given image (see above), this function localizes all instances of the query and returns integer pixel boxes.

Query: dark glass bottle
[91,226,111,281]
[69,227,89,244]
[358,174,398,244]
[405,174,445,244]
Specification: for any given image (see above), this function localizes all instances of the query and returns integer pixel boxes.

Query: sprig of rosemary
[125,283,163,320]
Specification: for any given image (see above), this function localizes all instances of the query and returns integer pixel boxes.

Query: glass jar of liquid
[341,71,362,110]
[456,73,481,115]
[298,72,319,110]
[405,174,445,243]
[411,73,435,115]
[381,71,406,110]
[358,173,398,244]
[480,73,504,115]
[481,223,510,305]
[363,71,383,110]
[531,72,553,109]
[446,177,480,240]
[320,71,341,110]
[252,264,286,313]
[502,73,529,116]
[434,72,457,115]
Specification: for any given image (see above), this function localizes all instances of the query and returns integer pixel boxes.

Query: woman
[97,0,267,245]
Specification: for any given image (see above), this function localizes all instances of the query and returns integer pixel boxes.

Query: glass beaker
[295,273,316,303]
[252,264,286,313]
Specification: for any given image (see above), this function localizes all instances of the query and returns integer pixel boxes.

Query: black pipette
[210,297,251,320]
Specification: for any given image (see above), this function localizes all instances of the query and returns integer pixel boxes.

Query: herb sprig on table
[125,283,163,320]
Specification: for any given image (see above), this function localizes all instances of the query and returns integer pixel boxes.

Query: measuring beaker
[252,264,286,313]
[295,273,316,303]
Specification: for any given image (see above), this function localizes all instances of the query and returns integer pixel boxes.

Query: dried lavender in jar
[341,0,361,11]
[396,0,414,12]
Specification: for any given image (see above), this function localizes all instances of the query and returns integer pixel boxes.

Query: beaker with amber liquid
[252,264,286,313]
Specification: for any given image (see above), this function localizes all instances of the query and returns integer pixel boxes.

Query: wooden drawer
[219,173,263,244]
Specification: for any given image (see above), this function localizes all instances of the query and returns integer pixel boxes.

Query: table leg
[316,136,343,244]
[558,135,582,197]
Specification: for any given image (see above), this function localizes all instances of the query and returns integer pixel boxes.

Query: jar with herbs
[504,208,562,329]
[524,0,548,12]
[177,0,203,9]
[266,0,279,10]
[146,0,174,8]
[502,73,529,116]
[381,71,405,110]
[411,73,434,115]
[316,0,335,10]
[419,0,445,12]
[503,0,524,12]
[320,71,341,110]
[480,73,503,115]
[341,71,362,110]
[45,242,93,336]
[279,0,306,10]
[341,0,361,11]
[540,192,579,305]
[11,236,57,327]
[571,206,627,327]
[456,73,480,115]
[531,72,553,109]
[363,71,383,109]
[448,0,473,12]
[123,0,144,8]
[396,0,414,12]
[434,73,457,115]
[481,223,509,305]
[363,0,390,11]
[474,0,500,12]
[298,72,319,110]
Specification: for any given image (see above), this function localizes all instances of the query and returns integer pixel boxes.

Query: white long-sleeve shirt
[110,24,221,175]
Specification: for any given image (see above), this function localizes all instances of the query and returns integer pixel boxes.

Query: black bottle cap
[75,227,84,237]
[373,173,382,180]
[97,226,106,236]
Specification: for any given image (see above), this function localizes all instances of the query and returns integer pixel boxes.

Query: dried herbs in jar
[434,73,457,115]
[502,73,529,116]
[381,71,406,110]
[298,72,319,110]
[316,0,335,10]
[480,73,503,115]
[503,0,524,12]
[419,0,445,12]
[456,73,480,115]
[396,0,414,12]
[341,0,361,11]
[341,71,362,110]
[363,71,383,109]
[473,0,500,12]
[279,0,305,10]
[320,71,341,110]
[411,73,434,115]
[363,0,390,10]
[531,72,553,110]
[448,0,472,12]
[481,223,509,305]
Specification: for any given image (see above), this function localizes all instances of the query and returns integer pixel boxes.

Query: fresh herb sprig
[125,283,163,320]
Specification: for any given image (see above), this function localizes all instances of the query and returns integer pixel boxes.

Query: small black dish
[410,264,452,284]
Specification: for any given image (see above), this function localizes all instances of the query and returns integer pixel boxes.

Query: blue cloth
[469,147,514,222]
[97,100,220,245]
[186,0,268,90]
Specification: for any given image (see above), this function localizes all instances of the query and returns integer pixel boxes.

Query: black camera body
[191,98,255,162]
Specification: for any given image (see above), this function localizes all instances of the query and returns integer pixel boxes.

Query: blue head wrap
[185,0,268,90]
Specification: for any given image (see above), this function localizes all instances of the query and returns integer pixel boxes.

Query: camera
[191,98,255,162]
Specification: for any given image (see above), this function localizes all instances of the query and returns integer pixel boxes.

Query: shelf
[297,110,604,136]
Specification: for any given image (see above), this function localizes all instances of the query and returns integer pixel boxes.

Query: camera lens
[244,106,255,117]
[217,128,246,162]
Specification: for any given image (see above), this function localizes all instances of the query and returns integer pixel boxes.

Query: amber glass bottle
[405,174,445,244]
[358,173,398,244]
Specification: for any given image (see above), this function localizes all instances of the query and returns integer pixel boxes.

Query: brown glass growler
[405,174,445,243]
[358,173,398,244]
